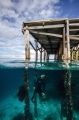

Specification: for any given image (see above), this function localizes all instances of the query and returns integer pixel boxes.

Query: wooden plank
[69,29,79,31]
[70,35,79,37]
[28,24,64,30]
[23,18,67,25]
[30,30,63,38]
[70,36,79,40]
[69,23,79,26]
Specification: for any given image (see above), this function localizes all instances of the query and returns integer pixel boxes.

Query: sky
[0,0,79,61]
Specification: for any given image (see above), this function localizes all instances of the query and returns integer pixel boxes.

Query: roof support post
[76,45,78,60]
[62,26,69,62]
[66,19,70,63]
[24,27,30,60]
[35,40,38,61]
[71,49,73,60]
[40,46,42,62]
[44,50,46,61]
[58,40,63,61]
[47,53,49,61]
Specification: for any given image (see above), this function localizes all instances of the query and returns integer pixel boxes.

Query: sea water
[0,59,79,120]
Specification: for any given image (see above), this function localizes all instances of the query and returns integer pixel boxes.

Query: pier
[22,18,79,120]
[22,18,79,62]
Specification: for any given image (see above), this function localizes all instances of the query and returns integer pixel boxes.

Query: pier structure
[22,18,79,120]
[22,18,79,62]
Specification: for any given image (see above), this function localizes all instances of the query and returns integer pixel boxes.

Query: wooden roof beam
[69,23,79,26]
[69,29,79,31]
[70,36,79,40]
[30,30,63,38]
[28,24,64,30]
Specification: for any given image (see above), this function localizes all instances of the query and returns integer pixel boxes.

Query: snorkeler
[31,74,46,103]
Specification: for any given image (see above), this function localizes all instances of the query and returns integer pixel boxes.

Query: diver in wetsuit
[31,74,46,102]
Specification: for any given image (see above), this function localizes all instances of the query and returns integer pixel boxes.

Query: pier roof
[22,18,79,54]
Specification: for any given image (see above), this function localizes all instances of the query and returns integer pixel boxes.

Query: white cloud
[0,0,61,61]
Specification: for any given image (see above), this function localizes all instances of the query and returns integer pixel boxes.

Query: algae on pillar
[24,69,30,120]
[64,70,73,120]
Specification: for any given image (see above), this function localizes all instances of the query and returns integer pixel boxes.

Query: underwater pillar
[24,69,30,120]
[34,68,38,117]
[64,70,73,120]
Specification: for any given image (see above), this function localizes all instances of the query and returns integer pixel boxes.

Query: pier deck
[22,18,79,62]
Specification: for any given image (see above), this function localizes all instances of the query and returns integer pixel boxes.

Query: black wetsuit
[31,77,45,101]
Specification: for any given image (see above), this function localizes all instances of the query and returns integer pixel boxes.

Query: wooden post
[66,19,70,63]
[76,45,78,60]
[62,26,68,62]
[40,46,42,62]
[58,40,63,61]
[71,49,73,60]
[57,50,59,61]
[24,69,30,120]
[64,70,73,120]
[43,50,45,61]
[47,53,49,61]
[54,54,56,60]
[35,40,38,61]
[24,26,30,60]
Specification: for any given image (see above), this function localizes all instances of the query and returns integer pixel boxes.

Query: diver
[31,74,46,103]
[17,85,28,102]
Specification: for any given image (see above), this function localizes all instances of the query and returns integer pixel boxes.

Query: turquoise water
[0,59,79,120]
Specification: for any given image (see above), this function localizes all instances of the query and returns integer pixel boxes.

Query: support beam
[71,49,73,60]
[70,36,79,40]
[35,40,38,61]
[66,19,70,62]
[69,23,79,26]
[63,27,65,54]
[30,41,36,51]
[76,45,78,60]
[70,35,79,37]
[24,28,30,60]
[44,50,46,61]
[40,46,42,62]
[69,29,79,31]
[28,24,64,30]
[30,30,63,38]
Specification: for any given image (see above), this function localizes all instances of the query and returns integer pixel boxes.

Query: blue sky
[0,0,79,60]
